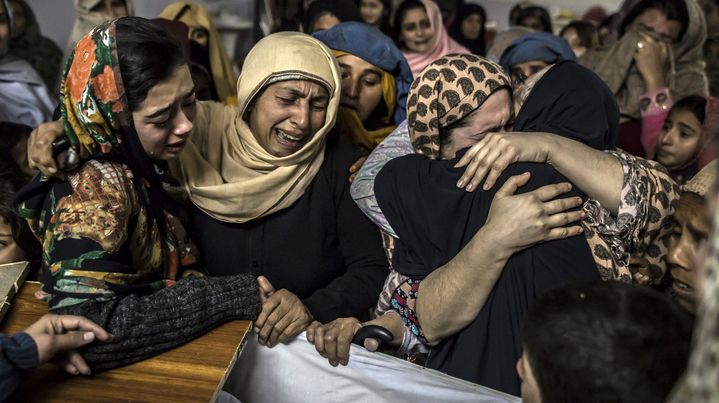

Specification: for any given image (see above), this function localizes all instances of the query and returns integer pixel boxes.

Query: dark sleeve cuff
[4,332,39,372]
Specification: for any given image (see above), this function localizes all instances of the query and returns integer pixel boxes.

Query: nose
[290,103,310,131]
[661,128,677,146]
[173,109,193,138]
[343,77,360,100]
[667,236,692,274]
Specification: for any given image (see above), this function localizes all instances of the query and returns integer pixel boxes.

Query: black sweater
[193,134,389,323]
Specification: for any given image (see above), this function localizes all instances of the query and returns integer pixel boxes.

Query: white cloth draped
[224,332,521,403]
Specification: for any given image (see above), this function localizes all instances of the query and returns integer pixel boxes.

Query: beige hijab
[174,32,341,224]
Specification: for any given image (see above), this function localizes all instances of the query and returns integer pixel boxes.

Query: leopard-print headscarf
[406,54,511,159]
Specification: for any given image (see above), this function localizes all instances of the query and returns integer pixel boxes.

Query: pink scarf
[402,0,470,77]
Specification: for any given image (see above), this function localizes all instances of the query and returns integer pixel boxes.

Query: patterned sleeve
[32,161,172,310]
[350,121,414,238]
[371,269,429,354]
[583,148,680,283]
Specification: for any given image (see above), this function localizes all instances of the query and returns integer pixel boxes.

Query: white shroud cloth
[224,332,521,403]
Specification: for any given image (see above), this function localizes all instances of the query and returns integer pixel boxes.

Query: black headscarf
[514,60,619,150]
[448,3,486,56]
[375,152,600,395]
[302,0,362,33]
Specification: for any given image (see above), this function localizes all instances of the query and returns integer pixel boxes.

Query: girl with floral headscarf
[15,17,260,372]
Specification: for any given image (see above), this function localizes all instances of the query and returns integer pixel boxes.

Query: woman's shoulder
[69,159,135,191]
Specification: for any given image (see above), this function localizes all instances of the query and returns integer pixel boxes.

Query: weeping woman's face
[247,80,329,157]
[131,65,196,160]
[440,89,514,160]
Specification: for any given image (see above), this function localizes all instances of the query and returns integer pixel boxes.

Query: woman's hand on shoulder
[482,172,585,254]
[454,132,551,192]
[27,120,65,176]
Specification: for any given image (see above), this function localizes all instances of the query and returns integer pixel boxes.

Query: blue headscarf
[498,32,576,73]
[313,21,412,124]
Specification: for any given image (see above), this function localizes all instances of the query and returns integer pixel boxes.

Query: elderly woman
[313,22,413,151]
[393,0,468,76]
[581,0,708,156]
[15,17,260,373]
[172,32,389,347]
[312,57,680,395]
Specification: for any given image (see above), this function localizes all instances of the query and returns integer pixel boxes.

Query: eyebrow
[279,87,329,102]
[145,87,196,119]
[0,233,13,237]
[687,221,709,240]
[338,63,383,76]
[678,122,699,134]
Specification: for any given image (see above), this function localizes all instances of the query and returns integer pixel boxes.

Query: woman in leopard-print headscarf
[406,53,511,159]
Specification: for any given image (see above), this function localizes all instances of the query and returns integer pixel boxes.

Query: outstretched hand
[24,314,112,375]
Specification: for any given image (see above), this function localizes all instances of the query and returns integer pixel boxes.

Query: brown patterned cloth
[406,54,511,159]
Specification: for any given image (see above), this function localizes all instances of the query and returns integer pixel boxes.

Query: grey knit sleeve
[52,274,261,372]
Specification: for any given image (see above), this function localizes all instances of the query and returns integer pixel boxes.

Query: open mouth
[165,140,186,154]
[276,128,304,148]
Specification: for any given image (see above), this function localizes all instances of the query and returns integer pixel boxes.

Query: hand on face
[254,276,314,347]
[24,314,112,375]
[633,31,670,90]
[248,80,330,158]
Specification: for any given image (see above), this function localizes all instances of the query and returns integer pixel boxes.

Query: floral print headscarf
[406,54,511,159]
[60,19,129,165]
